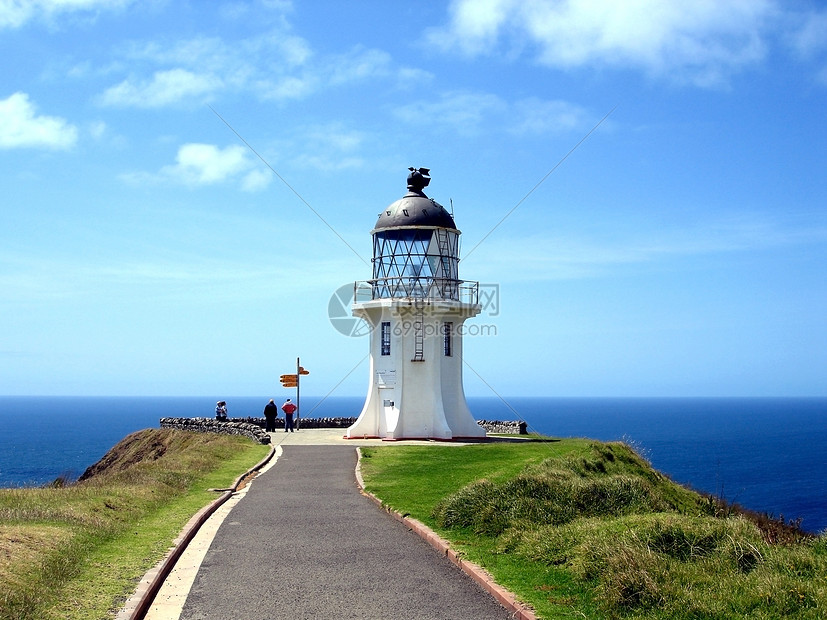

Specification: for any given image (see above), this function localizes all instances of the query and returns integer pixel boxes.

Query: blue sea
[1,396,825,534]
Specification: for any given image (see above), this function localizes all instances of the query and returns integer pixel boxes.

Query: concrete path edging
[119,444,277,620]
[354,448,538,620]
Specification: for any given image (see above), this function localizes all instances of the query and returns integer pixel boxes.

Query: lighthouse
[346,168,486,440]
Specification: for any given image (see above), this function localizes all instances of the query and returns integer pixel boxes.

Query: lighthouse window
[443,322,453,357]
[381,321,391,356]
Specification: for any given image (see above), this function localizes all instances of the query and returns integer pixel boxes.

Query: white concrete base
[346,299,486,441]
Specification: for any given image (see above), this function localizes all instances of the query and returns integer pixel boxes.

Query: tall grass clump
[432,442,673,535]
[503,513,827,618]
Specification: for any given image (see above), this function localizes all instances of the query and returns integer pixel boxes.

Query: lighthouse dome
[368,168,463,301]
[373,167,457,231]
[373,193,457,230]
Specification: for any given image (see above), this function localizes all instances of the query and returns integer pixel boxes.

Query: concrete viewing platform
[267,426,492,446]
[120,429,534,620]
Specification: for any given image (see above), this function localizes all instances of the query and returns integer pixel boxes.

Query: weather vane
[407,167,431,193]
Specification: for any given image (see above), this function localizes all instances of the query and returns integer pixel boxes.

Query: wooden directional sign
[280,373,298,387]
[279,360,308,391]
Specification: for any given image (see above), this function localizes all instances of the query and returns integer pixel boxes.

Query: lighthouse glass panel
[372,229,460,299]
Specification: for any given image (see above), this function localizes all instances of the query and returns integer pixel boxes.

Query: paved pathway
[176,439,516,619]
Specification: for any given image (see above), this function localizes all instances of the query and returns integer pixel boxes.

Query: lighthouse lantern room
[346,168,486,440]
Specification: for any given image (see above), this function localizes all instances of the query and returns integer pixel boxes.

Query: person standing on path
[263,399,278,432]
[281,398,297,432]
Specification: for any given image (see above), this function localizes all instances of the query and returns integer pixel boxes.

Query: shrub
[502,513,826,617]
[432,467,665,535]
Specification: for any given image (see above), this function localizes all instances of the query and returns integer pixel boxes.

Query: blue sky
[1,0,825,398]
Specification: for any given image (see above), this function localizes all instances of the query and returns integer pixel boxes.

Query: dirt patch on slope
[78,428,179,481]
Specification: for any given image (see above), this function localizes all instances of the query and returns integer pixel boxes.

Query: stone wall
[160,417,271,444]
[476,420,527,435]
[229,416,524,433]
[159,416,526,441]
[227,416,358,429]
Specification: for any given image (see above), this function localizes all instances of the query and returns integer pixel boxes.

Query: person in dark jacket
[263,399,278,432]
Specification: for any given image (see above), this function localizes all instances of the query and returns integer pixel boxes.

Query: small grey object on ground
[180,445,516,619]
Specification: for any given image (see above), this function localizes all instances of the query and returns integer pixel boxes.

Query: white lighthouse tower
[346,168,486,440]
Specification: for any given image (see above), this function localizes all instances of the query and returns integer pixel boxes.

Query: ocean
[1,396,825,533]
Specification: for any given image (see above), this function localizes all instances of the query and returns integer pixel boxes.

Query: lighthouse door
[380,391,399,434]
[376,370,399,435]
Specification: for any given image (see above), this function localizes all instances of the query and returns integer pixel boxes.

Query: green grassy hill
[360,439,826,619]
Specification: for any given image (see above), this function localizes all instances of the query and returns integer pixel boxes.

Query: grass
[360,439,826,619]
[0,428,270,620]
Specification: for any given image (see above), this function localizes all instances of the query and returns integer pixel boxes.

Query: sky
[1,0,826,399]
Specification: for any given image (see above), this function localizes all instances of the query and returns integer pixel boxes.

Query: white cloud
[394,91,590,136]
[291,154,365,172]
[791,9,827,57]
[161,143,252,186]
[255,74,318,101]
[99,68,222,107]
[254,45,392,101]
[328,46,392,85]
[288,123,367,171]
[509,98,587,135]
[396,67,434,87]
[305,124,365,153]
[249,31,313,68]
[394,91,506,134]
[0,0,133,29]
[87,119,106,139]
[0,92,78,150]
[430,0,775,86]
[466,214,827,282]
[98,26,403,107]
[0,248,309,306]
[789,8,827,84]
[241,168,273,192]
[134,142,272,192]
[0,0,31,28]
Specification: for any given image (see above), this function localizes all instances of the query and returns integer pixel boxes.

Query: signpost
[280,357,309,430]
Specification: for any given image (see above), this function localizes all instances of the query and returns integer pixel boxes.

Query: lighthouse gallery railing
[354,277,479,304]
